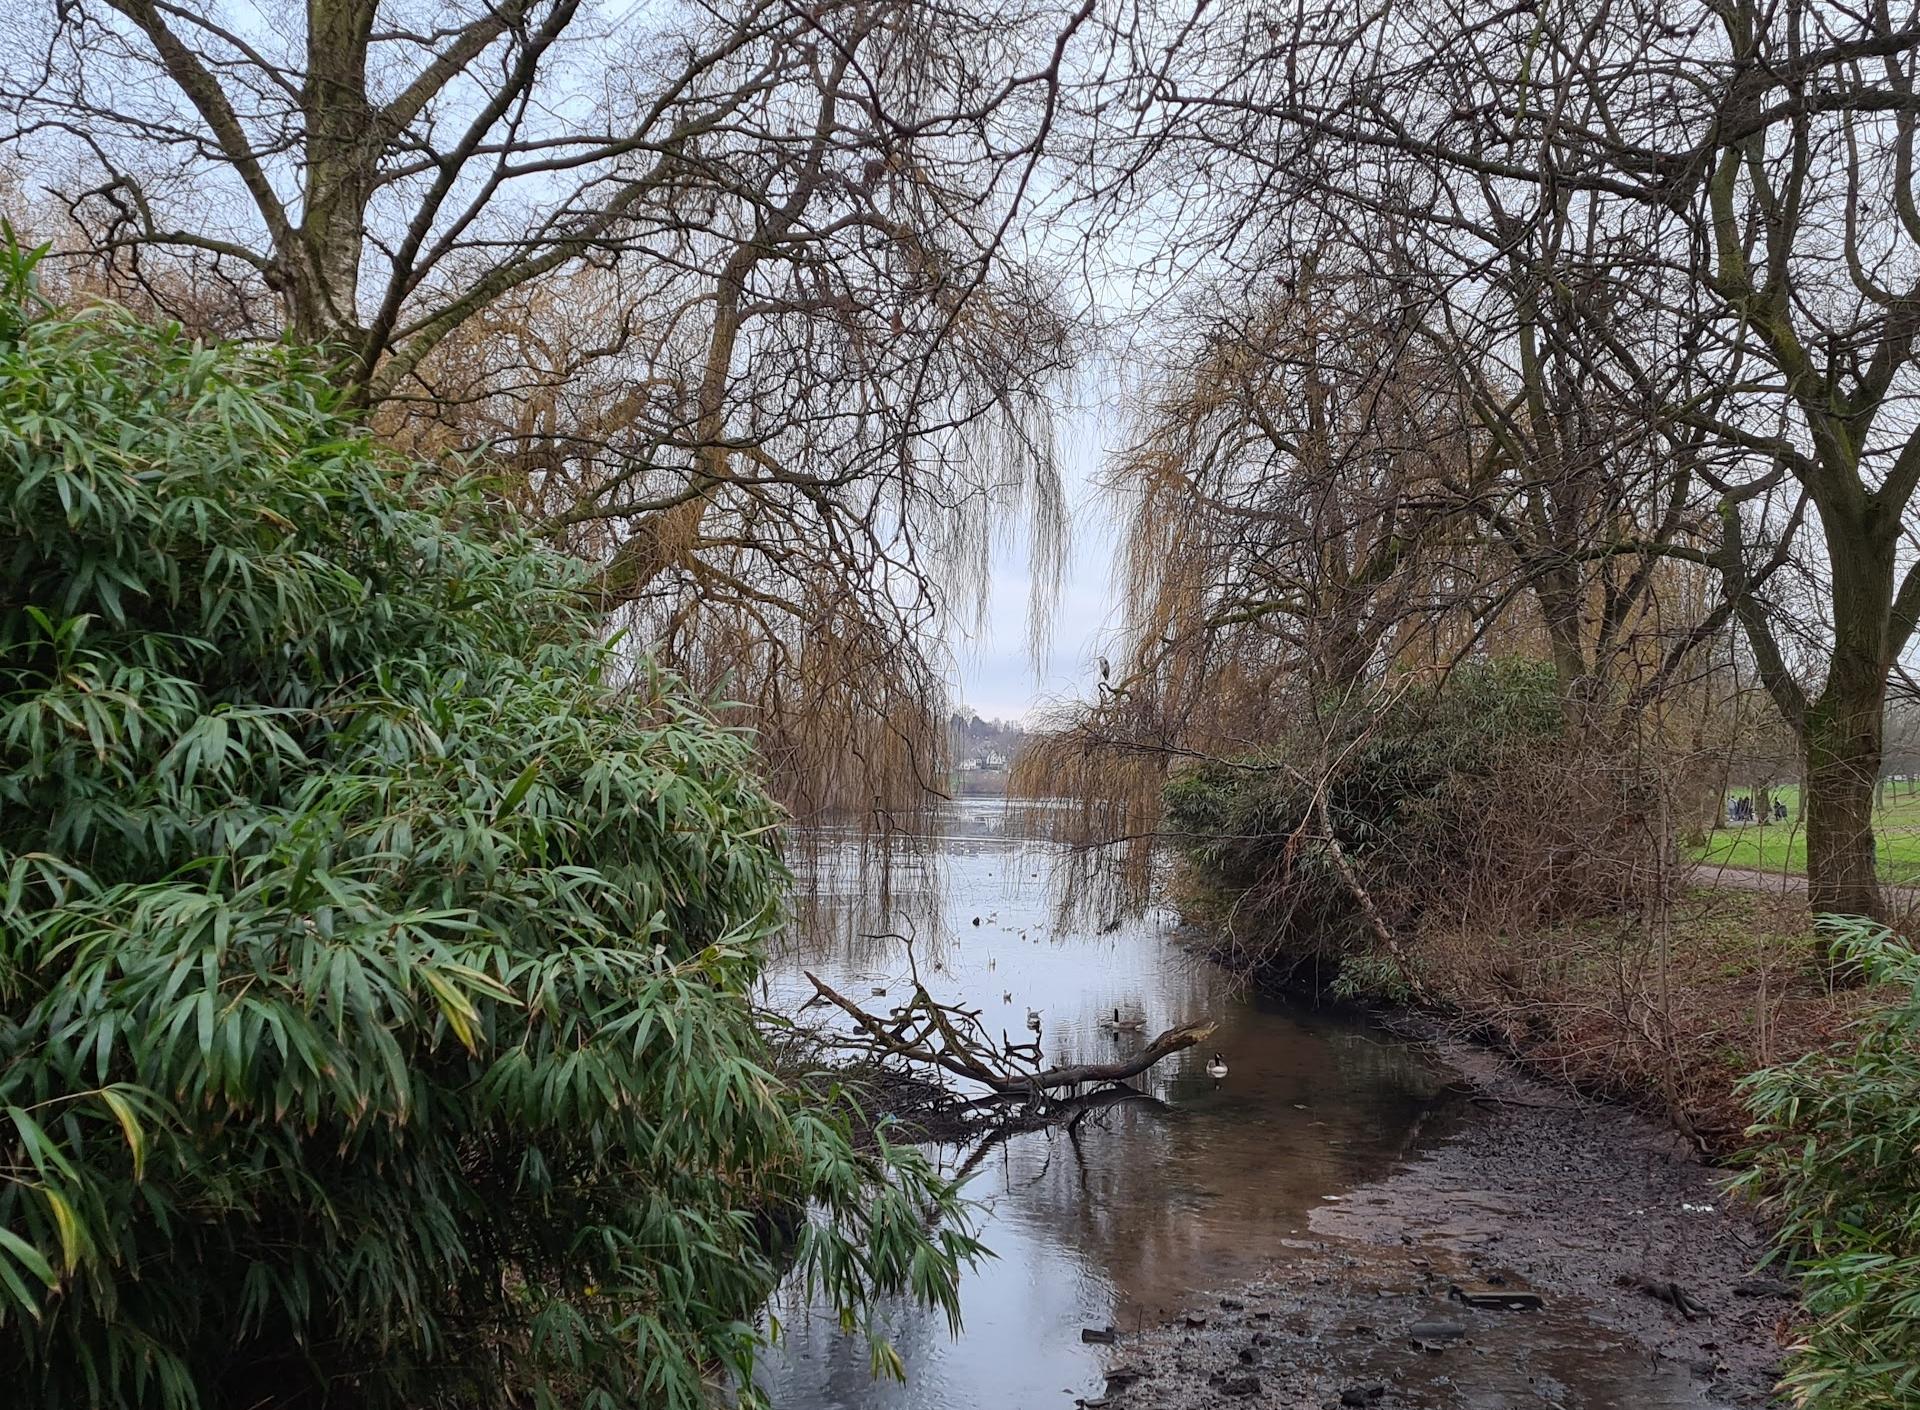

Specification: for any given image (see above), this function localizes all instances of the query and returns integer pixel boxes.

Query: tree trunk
[1801,519,1893,941]
[1728,481,1896,969]
[1804,679,1885,923]
[1535,569,1595,733]
[295,0,378,349]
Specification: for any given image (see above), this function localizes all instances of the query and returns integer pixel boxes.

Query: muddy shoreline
[763,806,1799,1410]
[1081,1035,1790,1409]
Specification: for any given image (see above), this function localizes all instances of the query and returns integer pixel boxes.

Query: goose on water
[1205,1052,1229,1080]
[1099,1007,1145,1034]
[1025,1007,1042,1031]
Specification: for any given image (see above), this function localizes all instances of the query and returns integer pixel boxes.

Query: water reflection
[758,798,1453,1409]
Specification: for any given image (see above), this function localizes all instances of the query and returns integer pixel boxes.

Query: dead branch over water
[803,972,1214,1097]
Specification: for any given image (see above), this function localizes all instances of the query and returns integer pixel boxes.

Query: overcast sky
[944,406,1120,724]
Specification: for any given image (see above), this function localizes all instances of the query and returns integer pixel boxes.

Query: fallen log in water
[802,971,1215,1096]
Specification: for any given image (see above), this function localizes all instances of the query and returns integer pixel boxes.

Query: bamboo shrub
[0,246,980,1410]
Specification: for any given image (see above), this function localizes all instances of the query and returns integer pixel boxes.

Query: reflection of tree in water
[777,799,1103,968]
[933,1020,1452,1318]
[777,821,949,972]
[762,1270,953,1409]
[756,799,1472,1409]
[947,794,1167,936]
[1043,837,1164,935]
[771,799,1159,968]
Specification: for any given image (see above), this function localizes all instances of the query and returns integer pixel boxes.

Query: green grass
[1689,782,1920,882]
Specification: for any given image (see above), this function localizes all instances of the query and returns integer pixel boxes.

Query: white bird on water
[1206,1052,1229,1081]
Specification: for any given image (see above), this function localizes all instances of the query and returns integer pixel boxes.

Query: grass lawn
[1689,781,1920,882]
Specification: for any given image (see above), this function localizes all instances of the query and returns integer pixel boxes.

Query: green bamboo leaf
[0,1227,55,1290]
[0,1227,56,1321]
[494,757,544,819]
[97,1087,147,1182]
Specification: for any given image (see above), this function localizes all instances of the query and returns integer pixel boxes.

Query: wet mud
[1089,1043,1787,1410]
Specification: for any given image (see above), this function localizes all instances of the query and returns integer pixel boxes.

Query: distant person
[1774,799,1788,822]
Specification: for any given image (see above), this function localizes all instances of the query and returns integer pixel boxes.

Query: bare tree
[5,0,1092,817]
[1107,258,1458,720]
[1081,0,1920,926]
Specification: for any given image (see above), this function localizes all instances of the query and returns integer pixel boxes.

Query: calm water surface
[757,799,1451,1408]
[756,799,1718,1410]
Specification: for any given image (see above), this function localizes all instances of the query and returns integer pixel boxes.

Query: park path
[1687,861,1920,908]
[1688,862,1807,896]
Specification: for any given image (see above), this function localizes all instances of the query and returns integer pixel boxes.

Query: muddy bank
[1085,1041,1788,1409]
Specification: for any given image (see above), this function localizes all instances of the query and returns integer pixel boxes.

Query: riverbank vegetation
[0,254,978,1408]
[1149,660,1876,1147]
[1737,919,1920,1410]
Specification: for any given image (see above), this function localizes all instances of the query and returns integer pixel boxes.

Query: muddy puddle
[756,799,1779,1409]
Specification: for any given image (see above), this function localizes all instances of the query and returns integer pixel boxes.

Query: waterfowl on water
[1205,1053,1229,1080]
[1100,1007,1145,1034]
[1025,1008,1043,1031]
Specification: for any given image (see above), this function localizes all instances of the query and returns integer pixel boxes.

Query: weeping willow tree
[0,254,981,1410]
[7,0,1087,824]
[1018,238,1732,891]
[431,117,1076,822]
[1016,261,1482,846]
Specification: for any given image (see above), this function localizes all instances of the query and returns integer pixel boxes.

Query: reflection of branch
[946,1087,1171,1188]
[803,972,1214,1095]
